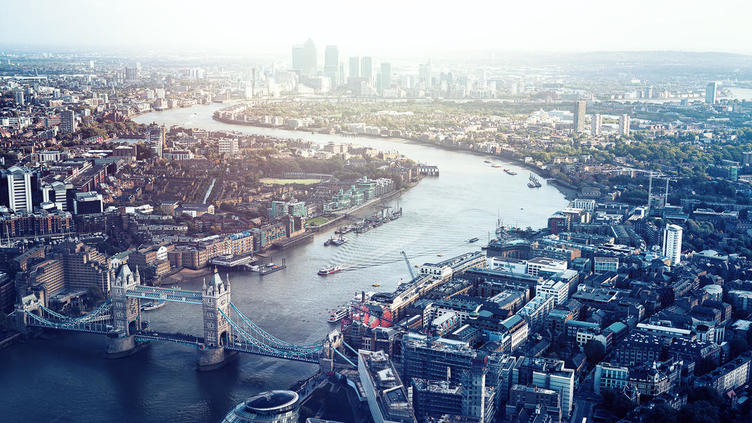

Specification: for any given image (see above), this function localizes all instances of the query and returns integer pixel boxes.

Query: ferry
[468,237,480,243]
[318,265,343,276]
[327,307,348,323]
[141,301,166,312]
[504,168,518,176]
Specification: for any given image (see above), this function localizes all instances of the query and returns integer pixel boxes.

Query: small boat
[484,160,492,163]
[327,307,348,323]
[468,237,480,243]
[141,301,166,311]
[504,168,518,175]
[324,238,333,246]
[491,164,502,168]
[318,265,343,276]
[437,253,444,257]
[331,236,347,246]
[372,283,381,287]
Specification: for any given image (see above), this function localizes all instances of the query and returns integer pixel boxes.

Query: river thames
[0,103,567,422]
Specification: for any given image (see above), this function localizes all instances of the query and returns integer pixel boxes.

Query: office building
[62,242,111,294]
[361,56,373,83]
[1,166,33,212]
[618,114,630,136]
[73,191,104,215]
[506,384,562,423]
[419,61,432,89]
[324,45,339,85]
[573,101,586,133]
[349,57,360,79]
[222,390,300,423]
[291,39,317,76]
[147,125,165,157]
[14,90,25,106]
[358,350,417,423]
[60,110,76,134]
[514,357,575,416]
[705,81,717,104]
[662,224,683,266]
[591,113,602,136]
[219,138,239,155]
[402,333,476,384]
[380,62,392,93]
[593,363,629,395]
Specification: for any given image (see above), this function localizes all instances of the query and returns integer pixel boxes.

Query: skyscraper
[324,45,338,86]
[662,224,683,266]
[348,57,360,79]
[618,114,631,136]
[705,81,717,104]
[1,166,33,213]
[60,110,76,134]
[573,100,586,132]
[291,39,317,76]
[380,62,392,94]
[419,60,432,89]
[360,56,373,84]
[591,113,602,136]
[14,90,25,106]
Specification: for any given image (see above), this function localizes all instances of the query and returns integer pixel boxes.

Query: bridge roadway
[134,330,205,347]
[126,285,203,304]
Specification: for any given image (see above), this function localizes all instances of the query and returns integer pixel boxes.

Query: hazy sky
[2,0,751,58]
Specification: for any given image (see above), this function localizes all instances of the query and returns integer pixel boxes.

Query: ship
[259,261,286,275]
[141,301,166,311]
[318,265,343,276]
[527,174,542,188]
[327,307,348,323]
[468,237,480,243]
[331,236,348,246]
[504,168,518,175]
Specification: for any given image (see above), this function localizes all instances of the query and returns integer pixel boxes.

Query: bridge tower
[199,269,233,370]
[107,264,142,357]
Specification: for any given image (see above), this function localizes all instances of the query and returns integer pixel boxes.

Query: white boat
[327,307,348,323]
[318,265,342,276]
[141,301,166,311]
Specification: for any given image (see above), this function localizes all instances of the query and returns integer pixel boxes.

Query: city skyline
[2,0,752,57]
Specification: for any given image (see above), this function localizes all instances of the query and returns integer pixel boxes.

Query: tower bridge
[14,264,352,370]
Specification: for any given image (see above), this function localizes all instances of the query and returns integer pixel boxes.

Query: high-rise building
[61,242,111,294]
[358,350,417,423]
[618,114,630,136]
[324,45,339,86]
[14,90,25,106]
[218,138,239,155]
[125,66,138,81]
[348,57,360,79]
[1,166,33,212]
[291,39,317,76]
[60,110,76,134]
[662,224,683,266]
[380,62,392,94]
[705,81,717,104]
[147,125,165,157]
[513,357,575,416]
[591,114,602,136]
[361,56,373,84]
[419,61,432,89]
[573,101,586,133]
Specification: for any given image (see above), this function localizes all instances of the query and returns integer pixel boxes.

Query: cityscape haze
[2,2,752,423]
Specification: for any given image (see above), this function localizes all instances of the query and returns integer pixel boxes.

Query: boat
[318,265,343,276]
[484,160,492,164]
[331,237,347,246]
[327,307,348,323]
[259,262,286,275]
[527,174,542,188]
[324,238,333,246]
[437,253,444,257]
[141,301,166,311]
[372,283,381,287]
[491,164,502,168]
[468,237,480,243]
[504,168,518,175]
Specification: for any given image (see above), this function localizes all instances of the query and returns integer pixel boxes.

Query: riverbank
[212,114,577,201]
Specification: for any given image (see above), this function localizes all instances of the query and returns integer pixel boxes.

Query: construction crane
[401,251,416,282]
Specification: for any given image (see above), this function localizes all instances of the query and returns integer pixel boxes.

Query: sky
[2,0,751,59]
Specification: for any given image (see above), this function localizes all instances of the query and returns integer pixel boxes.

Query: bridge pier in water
[106,334,139,358]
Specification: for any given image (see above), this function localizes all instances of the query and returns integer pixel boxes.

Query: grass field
[259,178,321,185]
[307,216,333,226]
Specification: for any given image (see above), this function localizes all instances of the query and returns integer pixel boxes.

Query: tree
[584,339,606,363]
[645,403,678,423]
[600,389,635,419]
[694,357,718,376]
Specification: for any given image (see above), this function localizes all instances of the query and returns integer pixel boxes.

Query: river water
[0,103,567,423]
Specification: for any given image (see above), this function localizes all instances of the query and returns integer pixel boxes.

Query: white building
[2,166,33,212]
[618,114,630,136]
[662,224,683,266]
[593,256,619,274]
[526,257,567,277]
[536,280,569,306]
[591,113,602,136]
[219,138,239,155]
[571,198,596,212]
